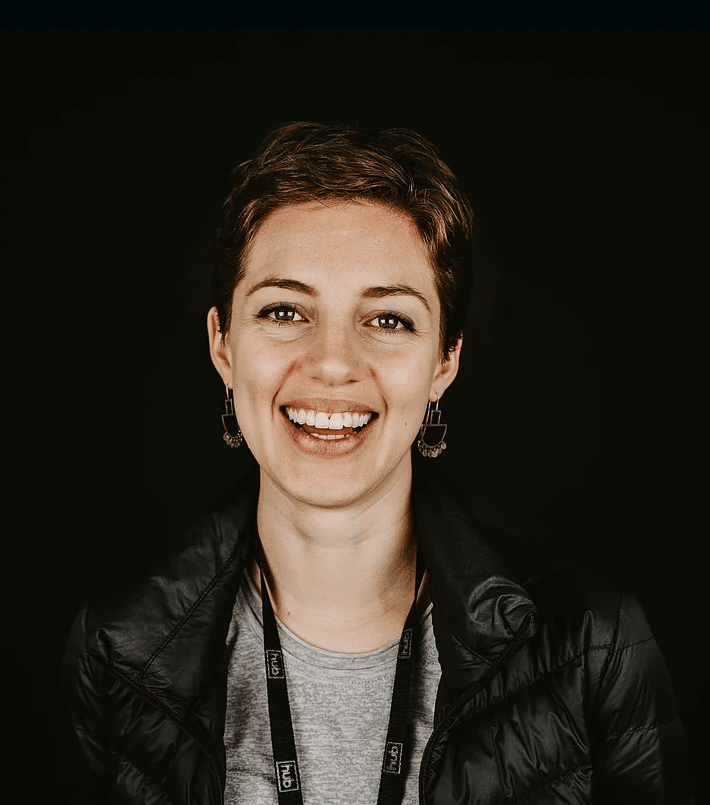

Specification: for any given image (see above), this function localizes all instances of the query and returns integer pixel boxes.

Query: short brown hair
[211,121,474,357]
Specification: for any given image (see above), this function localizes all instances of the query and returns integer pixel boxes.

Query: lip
[279,403,379,457]
[280,398,378,416]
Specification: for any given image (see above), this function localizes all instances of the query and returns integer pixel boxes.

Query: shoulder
[510,554,668,719]
[472,519,656,672]
[471,517,650,654]
[519,560,695,799]
[526,561,652,655]
[66,468,259,671]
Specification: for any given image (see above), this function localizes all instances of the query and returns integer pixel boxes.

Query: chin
[262,448,413,511]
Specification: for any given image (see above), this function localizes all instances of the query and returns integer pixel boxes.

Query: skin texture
[208,200,461,651]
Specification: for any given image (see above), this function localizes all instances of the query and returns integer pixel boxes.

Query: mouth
[281,406,379,441]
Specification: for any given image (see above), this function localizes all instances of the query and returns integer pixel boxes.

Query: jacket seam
[599,635,654,657]
[454,637,655,720]
[455,649,586,719]
[435,597,650,675]
[596,591,624,698]
[511,763,592,804]
[138,538,246,682]
[438,608,495,666]
[603,717,679,742]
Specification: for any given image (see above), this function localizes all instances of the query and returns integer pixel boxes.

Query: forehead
[244,201,434,287]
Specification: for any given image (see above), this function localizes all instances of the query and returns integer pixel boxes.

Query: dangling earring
[221,385,243,448]
[417,395,447,458]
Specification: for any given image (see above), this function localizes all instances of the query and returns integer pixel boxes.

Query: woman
[61,122,694,804]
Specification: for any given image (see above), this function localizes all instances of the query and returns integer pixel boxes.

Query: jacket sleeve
[588,589,696,804]
[59,604,119,803]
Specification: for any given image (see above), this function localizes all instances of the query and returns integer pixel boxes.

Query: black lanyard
[258,546,425,805]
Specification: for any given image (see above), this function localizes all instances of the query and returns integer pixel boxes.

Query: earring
[417,395,447,458]
[221,385,243,448]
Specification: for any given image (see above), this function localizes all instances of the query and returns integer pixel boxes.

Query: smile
[284,407,374,430]
[282,406,378,443]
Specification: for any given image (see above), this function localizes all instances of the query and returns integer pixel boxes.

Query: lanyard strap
[259,547,425,805]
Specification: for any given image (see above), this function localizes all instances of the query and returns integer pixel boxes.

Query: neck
[252,463,427,652]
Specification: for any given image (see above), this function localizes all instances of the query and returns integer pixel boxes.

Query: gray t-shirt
[224,571,441,804]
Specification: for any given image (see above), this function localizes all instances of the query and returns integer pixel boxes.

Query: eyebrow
[245,276,431,313]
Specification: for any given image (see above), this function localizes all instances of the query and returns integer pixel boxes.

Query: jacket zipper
[418,610,537,805]
[89,654,224,805]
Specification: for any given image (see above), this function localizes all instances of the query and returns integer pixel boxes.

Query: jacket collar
[411,454,538,693]
[101,457,537,713]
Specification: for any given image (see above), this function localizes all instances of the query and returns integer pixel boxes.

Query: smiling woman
[208,200,458,507]
[60,123,695,804]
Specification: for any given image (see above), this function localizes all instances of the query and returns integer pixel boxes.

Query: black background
[5,30,708,801]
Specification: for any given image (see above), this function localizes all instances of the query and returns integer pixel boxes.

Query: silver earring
[221,386,243,448]
[417,396,447,458]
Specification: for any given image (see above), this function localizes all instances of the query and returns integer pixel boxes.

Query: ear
[207,307,233,386]
[430,337,462,402]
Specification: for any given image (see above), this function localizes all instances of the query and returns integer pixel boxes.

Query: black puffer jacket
[61,459,695,804]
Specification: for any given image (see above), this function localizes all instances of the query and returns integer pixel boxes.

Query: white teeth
[314,412,329,429]
[284,407,374,430]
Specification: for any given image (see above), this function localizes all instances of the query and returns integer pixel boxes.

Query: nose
[305,321,365,387]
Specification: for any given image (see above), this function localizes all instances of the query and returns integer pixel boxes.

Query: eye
[257,304,306,325]
[366,312,415,333]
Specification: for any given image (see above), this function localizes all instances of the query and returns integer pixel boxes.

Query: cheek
[231,342,291,411]
[379,355,435,418]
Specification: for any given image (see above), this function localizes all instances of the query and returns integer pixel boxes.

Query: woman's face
[209,200,461,509]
